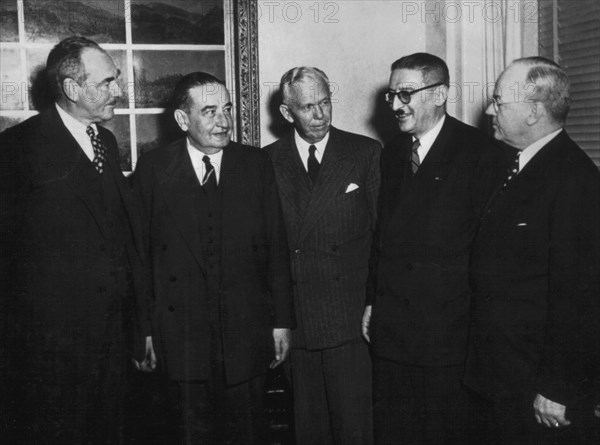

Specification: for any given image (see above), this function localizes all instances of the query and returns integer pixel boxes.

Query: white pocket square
[517,222,528,227]
[345,183,359,193]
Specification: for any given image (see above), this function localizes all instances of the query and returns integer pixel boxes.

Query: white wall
[257,0,538,146]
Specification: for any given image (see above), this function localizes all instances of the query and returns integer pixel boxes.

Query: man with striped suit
[264,66,381,445]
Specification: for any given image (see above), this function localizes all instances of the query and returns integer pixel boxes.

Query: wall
[257,0,538,146]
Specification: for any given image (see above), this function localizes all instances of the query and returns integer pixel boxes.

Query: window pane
[133,50,225,108]
[131,0,224,44]
[24,0,126,43]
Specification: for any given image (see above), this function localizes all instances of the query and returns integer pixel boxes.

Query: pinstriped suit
[265,126,381,444]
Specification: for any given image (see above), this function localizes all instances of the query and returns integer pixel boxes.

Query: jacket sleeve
[536,166,600,408]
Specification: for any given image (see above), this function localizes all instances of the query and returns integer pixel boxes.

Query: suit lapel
[275,133,312,219]
[39,107,108,238]
[297,128,354,241]
[483,133,562,224]
[392,116,456,226]
[219,143,247,252]
[159,140,205,271]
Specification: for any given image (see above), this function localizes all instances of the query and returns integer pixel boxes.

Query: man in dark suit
[264,67,381,445]
[362,53,503,444]
[0,36,152,444]
[132,72,294,444]
[464,57,600,445]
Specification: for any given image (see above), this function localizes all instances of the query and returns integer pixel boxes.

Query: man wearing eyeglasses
[464,57,600,445]
[362,52,504,444]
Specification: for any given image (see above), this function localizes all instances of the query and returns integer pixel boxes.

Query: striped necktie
[411,138,421,175]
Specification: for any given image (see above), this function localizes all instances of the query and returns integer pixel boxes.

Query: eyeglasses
[385,82,444,105]
[490,95,508,113]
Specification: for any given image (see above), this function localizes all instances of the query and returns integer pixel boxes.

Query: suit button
[402,298,410,306]
[252,245,258,251]
[99,244,106,252]
[98,286,107,293]
[331,244,338,252]
[208,213,213,218]
[405,264,413,271]
[485,335,493,343]
[335,276,341,281]
[291,280,297,286]
[168,305,175,312]
[161,244,168,251]
[169,276,176,282]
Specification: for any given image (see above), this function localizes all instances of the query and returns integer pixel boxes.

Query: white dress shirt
[518,128,562,172]
[294,129,330,171]
[413,115,446,162]
[186,138,224,185]
[55,103,96,161]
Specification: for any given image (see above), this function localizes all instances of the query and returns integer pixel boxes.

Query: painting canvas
[0,0,19,42]
[24,0,125,43]
[133,50,225,108]
[131,0,224,44]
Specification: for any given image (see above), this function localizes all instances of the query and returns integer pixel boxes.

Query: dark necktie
[202,155,217,195]
[411,138,421,175]
[501,150,521,190]
[307,145,320,185]
[86,125,107,174]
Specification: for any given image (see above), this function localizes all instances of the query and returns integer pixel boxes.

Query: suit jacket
[264,127,381,349]
[464,130,600,408]
[132,138,294,385]
[0,106,149,441]
[369,115,504,366]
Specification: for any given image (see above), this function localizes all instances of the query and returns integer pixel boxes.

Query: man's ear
[526,102,545,126]
[434,85,449,107]
[174,109,189,132]
[279,104,295,124]
[62,78,80,103]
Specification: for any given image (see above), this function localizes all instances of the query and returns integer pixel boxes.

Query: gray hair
[280,66,330,105]
[511,57,571,124]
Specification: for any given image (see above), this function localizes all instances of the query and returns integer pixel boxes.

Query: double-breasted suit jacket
[465,130,600,408]
[369,115,504,366]
[265,127,381,349]
[0,106,149,442]
[132,138,294,385]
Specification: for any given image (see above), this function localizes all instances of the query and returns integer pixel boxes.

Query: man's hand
[133,336,157,372]
[533,393,571,428]
[362,305,372,343]
[271,328,291,368]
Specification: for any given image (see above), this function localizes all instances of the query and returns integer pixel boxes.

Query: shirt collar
[519,128,562,172]
[294,129,330,156]
[186,137,224,167]
[413,115,445,160]
[55,103,97,136]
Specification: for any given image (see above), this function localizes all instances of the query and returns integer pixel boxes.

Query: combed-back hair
[391,52,450,87]
[171,72,226,112]
[511,56,571,124]
[46,36,105,100]
[279,66,330,105]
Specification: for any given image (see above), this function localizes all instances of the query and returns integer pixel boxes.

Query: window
[0,0,260,172]
[539,0,600,167]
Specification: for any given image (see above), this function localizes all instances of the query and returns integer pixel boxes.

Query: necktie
[411,138,421,175]
[501,150,521,190]
[86,126,107,174]
[307,145,320,185]
[202,155,217,195]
